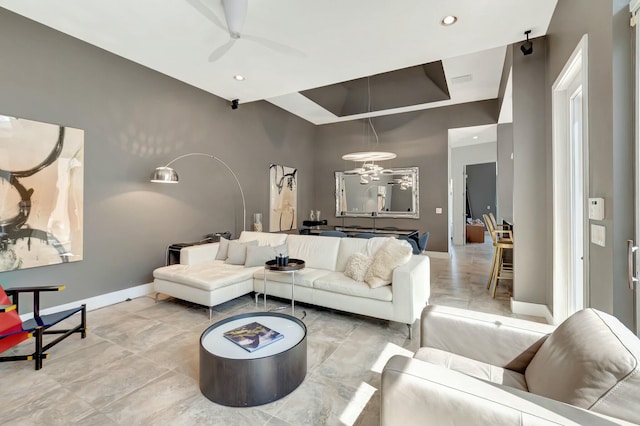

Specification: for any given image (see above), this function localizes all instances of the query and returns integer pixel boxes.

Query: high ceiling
[0,0,558,124]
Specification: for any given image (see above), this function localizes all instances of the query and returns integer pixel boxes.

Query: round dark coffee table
[199,312,307,407]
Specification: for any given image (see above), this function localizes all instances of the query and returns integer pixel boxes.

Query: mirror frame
[335,167,419,218]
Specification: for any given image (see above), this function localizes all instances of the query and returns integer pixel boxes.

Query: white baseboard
[20,283,154,321]
[424,251,451,259]
[510,298,554,324]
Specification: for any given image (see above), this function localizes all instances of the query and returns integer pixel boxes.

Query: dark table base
[199,312,307,407]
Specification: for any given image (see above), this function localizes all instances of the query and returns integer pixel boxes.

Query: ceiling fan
[187,0,304,62]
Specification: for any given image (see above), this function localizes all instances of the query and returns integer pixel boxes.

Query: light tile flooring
[1,235,538,425]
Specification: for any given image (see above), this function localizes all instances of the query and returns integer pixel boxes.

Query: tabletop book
[223,321,284,352]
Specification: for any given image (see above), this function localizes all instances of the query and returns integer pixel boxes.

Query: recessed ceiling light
[441,15,457,26]
[473,136,478,140]
[233,75,245,81]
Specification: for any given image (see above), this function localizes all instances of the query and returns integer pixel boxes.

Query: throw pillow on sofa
[225,240,258,265]
[244,244,288,268]
[344,253,373,282]
[215,237,230,261]
[364,238,412,288]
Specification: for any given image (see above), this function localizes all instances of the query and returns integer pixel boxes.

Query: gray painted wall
[0,10,317,308]
[313,101,498,253]
[545,0,634,327]
[466,162,496,222]
[497,123,514,222]
[512,37,549,305]
[497,47,514,115]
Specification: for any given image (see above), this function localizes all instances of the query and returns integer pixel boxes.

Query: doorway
[465,162,497,226]
[552,35,589,324]
[448,125,498,246]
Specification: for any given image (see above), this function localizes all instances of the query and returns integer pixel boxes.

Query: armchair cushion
[414,347,528,391]
[405,305,640,425]
[382,355,637,426]
[525,308,640,423]
[421,305,553,373]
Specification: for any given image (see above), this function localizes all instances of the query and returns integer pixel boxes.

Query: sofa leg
[407,323,413,340]
[209,307,213,321]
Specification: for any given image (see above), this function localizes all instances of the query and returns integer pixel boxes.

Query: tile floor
[1,235,540,425]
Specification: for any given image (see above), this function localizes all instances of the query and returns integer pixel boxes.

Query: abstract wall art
[0,114,84,271]
[269,164,297,232]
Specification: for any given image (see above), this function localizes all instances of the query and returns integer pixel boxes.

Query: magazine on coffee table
[223,321,284,352]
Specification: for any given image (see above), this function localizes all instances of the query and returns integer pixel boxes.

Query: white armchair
[381,305,640,426]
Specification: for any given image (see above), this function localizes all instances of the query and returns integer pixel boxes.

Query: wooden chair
[483,214,514,298]
[0,284,86,370]
[489,212,511,232]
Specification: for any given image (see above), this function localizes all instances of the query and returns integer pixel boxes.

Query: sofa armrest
[421,305,555,373]
[381,355,635,426]
[391,255,430,325]
[180,243,220,265]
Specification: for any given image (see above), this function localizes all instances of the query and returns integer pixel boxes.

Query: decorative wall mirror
[335,167,419,218]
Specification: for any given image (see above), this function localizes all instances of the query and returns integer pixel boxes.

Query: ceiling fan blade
[243,34,306,58]
[222,0,248,38]
[185,0,227,32]
[208,39,236,62]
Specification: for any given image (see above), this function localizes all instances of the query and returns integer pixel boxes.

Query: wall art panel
[269,164,297,232]
[0,114,84,271]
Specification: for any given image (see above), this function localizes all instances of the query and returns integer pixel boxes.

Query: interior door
[551,35,588,324]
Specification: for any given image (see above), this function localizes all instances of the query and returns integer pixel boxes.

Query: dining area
[300,224,430,255]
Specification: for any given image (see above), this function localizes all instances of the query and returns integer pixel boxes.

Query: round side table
[262,258,305,316]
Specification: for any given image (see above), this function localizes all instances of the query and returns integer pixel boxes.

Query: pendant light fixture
[342,76,396,182]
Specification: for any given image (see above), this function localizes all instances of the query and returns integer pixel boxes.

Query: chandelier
[341,76,397,182]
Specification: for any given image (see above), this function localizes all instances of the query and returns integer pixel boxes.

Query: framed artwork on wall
[269,164,297,232]
[0,114,84,271]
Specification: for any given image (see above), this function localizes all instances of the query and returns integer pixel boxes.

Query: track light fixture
[520,30,533,56]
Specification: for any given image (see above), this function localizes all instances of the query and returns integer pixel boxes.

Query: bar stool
[489,212,511,233]
[483,214,514,298]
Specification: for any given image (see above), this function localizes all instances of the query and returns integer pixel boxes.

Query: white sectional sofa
[153,231,430,336]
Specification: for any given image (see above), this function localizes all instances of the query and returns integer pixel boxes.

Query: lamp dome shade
[341,151,397,162]
[151,166,179,183]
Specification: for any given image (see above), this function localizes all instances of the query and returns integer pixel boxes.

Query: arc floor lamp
[151,153,246,234]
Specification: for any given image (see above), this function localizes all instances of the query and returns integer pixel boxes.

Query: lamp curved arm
[162,152,246,233]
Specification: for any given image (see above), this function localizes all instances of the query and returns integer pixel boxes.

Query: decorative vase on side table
[253,213,263,232]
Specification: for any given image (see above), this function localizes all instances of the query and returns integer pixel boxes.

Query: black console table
[166,232,231,265]
[307,226,418,240]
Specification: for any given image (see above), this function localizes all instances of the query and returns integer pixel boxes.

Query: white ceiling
[0,0,558,124]
[449,124,497,149]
